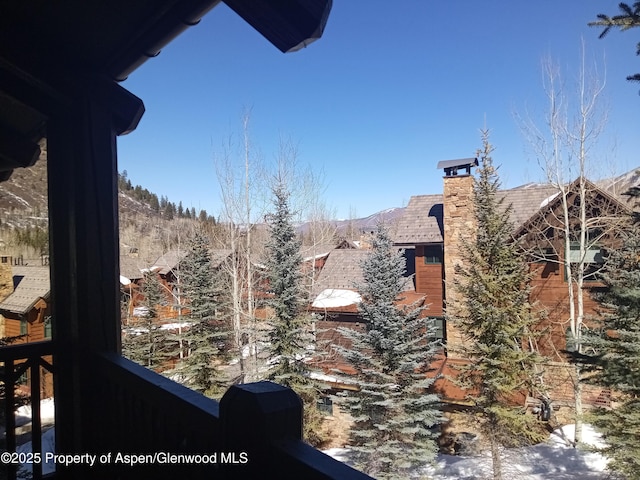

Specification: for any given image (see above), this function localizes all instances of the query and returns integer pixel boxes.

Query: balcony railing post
[219,381,302,477]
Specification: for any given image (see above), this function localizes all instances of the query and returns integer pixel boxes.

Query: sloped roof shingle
[151,249,233,275]
[0,265,50,315]
[394,184,560,245]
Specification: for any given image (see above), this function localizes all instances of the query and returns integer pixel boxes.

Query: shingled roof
[311,248,414,299]
[119,255,145,281]
[394,184,560,245]
[0,266,50,315]
[311,249,369,298]
[394,194,444,246]
[151,249,233,275]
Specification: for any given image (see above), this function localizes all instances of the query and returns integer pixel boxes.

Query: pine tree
[336,223,443,480]
[264,181,325,445]
[452,131,546,480]
[176,230,229,397]
[583,189,640,479]
[590,2,640,82]
[122,271,170,370]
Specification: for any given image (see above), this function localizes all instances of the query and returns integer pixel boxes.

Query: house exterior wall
[529,261,604,360]
[3,304,54,398]
[314,318,365,375]
[414,245,444,316]
[3,308,48,342]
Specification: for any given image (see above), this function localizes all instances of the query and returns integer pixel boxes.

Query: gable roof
[152,250,188,275]
[311,249,370,298]
[0,266,50,316]
[394,184,564,245]
[119,256,146,281]
[311,248,414,298]
[394,194,444,246]
[151,249,233,275]
[516,177,632,238]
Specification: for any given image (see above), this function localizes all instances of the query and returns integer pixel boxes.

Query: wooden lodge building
[0,261,53,398]
[314,158,634,409]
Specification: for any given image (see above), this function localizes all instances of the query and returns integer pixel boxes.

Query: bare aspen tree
[214,111,268,382]
[519,46,626,444]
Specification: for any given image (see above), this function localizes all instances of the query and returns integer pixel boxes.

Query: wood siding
[314,318,365,375]
[414,245,444,316]
[529,261,603,360]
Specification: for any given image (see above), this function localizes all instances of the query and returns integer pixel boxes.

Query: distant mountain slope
[0,148,637,251]
[0,144,48,215]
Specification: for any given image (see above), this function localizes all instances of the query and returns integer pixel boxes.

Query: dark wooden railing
[0,340,54,480]
[2,346,371,479]
[94,353,372,479]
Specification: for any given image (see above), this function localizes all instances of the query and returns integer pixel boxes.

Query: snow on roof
[540,191,560,208]
[312,288,361,308]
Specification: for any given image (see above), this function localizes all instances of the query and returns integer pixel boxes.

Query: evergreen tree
[590,2,640,83]
[336,223,443,479]
[149,193,160,213]
[583,189,640,479]
[265,181,325,445]
[164,202,175,220]
[452,131,546,480]
[176,230,229,397]
[122,271,170,370]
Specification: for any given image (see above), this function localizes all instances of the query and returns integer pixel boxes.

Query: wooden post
[220,381,303,477]
[47,75,143,478]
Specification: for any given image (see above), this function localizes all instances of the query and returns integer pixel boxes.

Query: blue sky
[118,1,640,220]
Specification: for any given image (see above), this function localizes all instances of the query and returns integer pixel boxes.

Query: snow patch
[15,398,55,427]
[312,289,361,308]
[540,191,560,208]
[325,424,610,479]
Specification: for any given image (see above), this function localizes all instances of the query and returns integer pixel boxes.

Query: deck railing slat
[1,343,371,479]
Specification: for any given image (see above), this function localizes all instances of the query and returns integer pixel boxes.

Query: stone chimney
[0,255,13,301]
[437,158,477,352]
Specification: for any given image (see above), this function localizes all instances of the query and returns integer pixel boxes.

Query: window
[568,242,603,264]
[20,319,27,335]
[429,317,445,342]
[423,245,443,264]
[566,241,604,281]
[44,316,52,339]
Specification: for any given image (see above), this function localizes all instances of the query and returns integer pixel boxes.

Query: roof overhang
[0,0,332,179]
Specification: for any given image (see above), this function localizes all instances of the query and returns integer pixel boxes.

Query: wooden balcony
[0,2,361,479]
[1,340,371,480]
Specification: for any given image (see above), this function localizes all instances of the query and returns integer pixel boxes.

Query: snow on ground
[15,398,55,427]
[325,425,610,480]
[17,427,56,476]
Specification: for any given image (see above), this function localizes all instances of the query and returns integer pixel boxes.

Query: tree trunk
[489,430,503,480]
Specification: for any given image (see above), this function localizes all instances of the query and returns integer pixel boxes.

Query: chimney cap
[437,157,478,176]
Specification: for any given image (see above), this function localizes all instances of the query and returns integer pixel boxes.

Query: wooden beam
[47,76,143,474]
